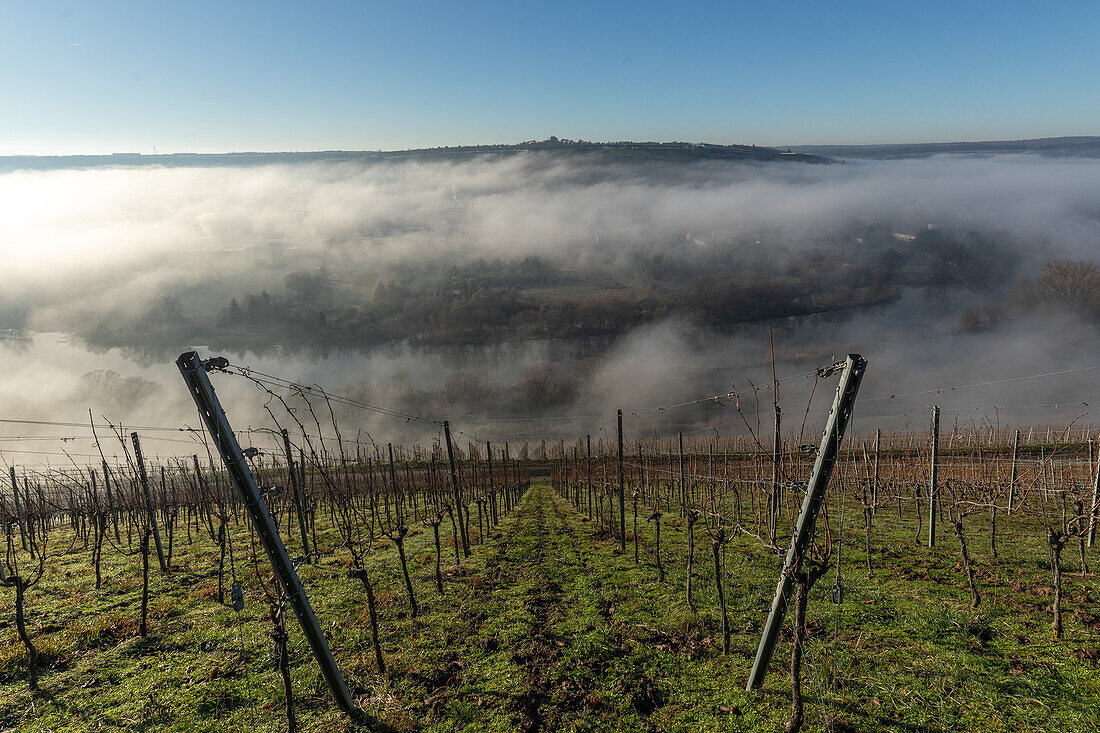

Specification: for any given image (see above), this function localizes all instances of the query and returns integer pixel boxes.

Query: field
[1,418,1099,733]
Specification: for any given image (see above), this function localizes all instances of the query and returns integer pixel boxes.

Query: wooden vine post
[281,428,312,563]
[1089,445,1100,548]
[131,433,168,572]
[444,420,470,558]
[617,409,625,552]
[929,406,940,548]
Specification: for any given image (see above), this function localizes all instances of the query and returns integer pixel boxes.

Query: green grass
[0,485,1098,731]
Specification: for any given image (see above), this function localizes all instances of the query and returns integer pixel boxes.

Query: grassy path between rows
[376,483,776,732]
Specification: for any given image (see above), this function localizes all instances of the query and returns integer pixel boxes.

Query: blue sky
[2,1,1097,154]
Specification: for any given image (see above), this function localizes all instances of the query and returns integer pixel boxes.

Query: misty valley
[4,152,1100,442]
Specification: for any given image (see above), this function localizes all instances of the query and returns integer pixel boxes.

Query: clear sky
[2,1,1098,154]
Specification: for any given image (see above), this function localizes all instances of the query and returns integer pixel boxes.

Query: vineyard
[0,353,1098,732]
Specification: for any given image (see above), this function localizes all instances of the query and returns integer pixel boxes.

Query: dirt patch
[407,658,463,691]
[629,674,665,717]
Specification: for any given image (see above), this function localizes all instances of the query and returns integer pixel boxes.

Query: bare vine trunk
[349,567,386,674]
[685,512,697,612]
[864,506,874,578]
[13,580,38,691]
[953,519,980,608]
[651,512,664,582]
[270,599,297,733]
[140,530,151,637]
[394,530,418,618]
[431,520,444,593]
[93,515,108,589]
[1048,530,1065,639]
[786,575,809,733]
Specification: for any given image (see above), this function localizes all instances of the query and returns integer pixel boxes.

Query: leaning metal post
[746,354,867,691]
[176,351,355,716]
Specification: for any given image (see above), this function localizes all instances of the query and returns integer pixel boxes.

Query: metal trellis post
[176,351,355,716]
[746,354,867,691]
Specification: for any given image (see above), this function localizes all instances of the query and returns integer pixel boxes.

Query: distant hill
[790,135,1100,159]
[0,138,828,172]
[10,135,1098,173]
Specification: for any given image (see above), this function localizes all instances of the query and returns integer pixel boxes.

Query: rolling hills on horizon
[0,138,825,172]
[5,135,1099,172]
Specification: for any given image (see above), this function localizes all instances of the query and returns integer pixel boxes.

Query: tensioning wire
[861,364,1100,403]
[222,363,442,425]
[0,417,200,432]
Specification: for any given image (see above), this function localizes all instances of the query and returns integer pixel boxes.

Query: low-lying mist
[3,151,1100,463]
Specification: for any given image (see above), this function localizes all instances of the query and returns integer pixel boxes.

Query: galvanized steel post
[177,351,355,716]
[746,354,867,691]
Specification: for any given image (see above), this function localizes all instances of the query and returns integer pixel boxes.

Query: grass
[0,483,1098,731]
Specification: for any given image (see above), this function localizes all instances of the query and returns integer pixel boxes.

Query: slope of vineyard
[1,468,1097,732]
